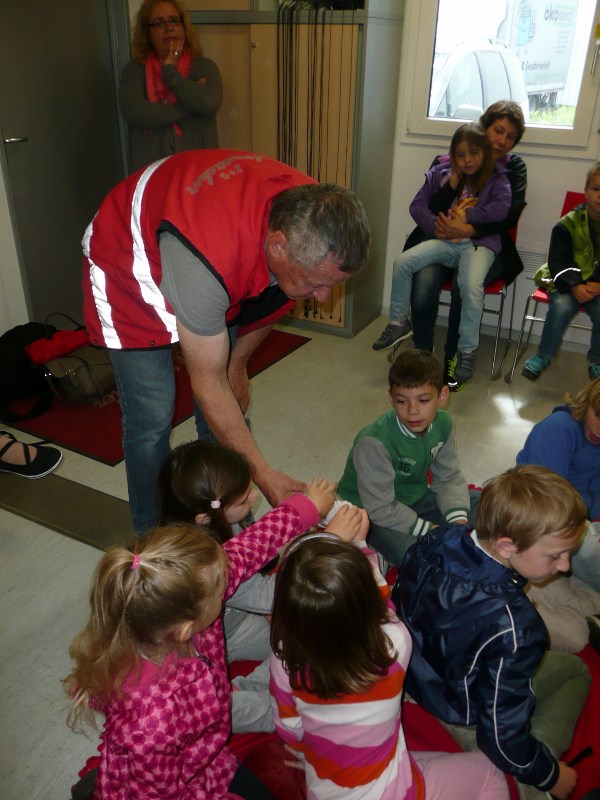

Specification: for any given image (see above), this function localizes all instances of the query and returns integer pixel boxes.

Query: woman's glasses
[148,16,182,28]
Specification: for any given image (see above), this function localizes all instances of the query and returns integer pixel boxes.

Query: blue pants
[537,291,600,362]
[411,258,505,354]
[391,240,495,352]
[367,488,481,567]
[110,328,243,534]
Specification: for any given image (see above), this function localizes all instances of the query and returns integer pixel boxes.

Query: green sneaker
[521,354,550,381]
[443,354,464,392]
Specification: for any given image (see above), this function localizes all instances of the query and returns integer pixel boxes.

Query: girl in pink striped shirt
[269,533,510,800]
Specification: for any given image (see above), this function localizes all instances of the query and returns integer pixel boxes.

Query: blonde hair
[476,465,587,550]
[566,377,600,421]
[586,161,600,189]
[131,0,202,62]
[64,524,227,729]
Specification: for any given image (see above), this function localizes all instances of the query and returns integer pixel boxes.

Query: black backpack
[0,321,57,422]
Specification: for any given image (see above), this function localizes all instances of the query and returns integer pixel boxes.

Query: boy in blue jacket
[393,465,591,799]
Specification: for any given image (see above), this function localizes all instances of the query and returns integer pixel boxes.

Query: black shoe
[443,354,464,393]
[0,431,62,479]
[372,321,412,351]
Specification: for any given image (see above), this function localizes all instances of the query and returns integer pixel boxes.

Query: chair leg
[504,295,537,383]
[490,288,511,380]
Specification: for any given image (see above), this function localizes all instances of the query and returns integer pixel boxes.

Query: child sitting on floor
[157,440,275,733]
[64,479,365,799]
[393,465,591,799]
[270,529,509,800]
[517,378,600,648]
[521,161,600,381]
[337,349,479,566]
[372,121,511,382]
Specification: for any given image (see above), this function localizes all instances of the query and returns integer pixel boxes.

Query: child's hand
[550,762,577,799]
[306,477,337,518]
[325,504,369,542]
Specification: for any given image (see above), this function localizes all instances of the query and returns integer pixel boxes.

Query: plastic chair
[504,191,588,383]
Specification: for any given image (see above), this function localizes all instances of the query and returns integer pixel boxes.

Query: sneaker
[454,350,476,382]
[521,354,550,381]
[589,363,600,380]
[443,353,464,393]
[0,431,63,479]
[372,321,412,351]
[588,614,600,653]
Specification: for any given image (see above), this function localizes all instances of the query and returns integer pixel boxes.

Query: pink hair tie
[131,554,141,570]
[210,499,221,509]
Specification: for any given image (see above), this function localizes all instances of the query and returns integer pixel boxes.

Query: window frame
[398,0,600,158]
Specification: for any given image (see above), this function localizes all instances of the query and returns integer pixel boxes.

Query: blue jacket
[393,525,559,790]
[517,406,600,519]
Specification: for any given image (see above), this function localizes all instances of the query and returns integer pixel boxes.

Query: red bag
[26,327,89,365]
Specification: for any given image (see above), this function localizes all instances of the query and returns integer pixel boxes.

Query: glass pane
[427,0,597,128]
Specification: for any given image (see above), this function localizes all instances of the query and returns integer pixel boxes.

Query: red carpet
[5,330,309,466]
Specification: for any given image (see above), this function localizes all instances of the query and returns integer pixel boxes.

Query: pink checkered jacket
[95,494,319,799]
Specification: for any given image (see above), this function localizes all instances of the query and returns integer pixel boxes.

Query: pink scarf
[145,50,192,137]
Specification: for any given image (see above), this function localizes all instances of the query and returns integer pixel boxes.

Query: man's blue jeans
[110,329,242,534]
[537,291,600,362]
[391,240,495,352]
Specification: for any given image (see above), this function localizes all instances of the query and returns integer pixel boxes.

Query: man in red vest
[83,149,370,532]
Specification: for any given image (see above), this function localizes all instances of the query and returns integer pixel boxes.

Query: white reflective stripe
[88,258,122,349]
[82,216,95,257]
[553,266,580,281]
[130,158,178,343]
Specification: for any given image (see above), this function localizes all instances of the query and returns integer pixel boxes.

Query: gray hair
[268,183,370,273]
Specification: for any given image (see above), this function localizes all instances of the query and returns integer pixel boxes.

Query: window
[400,0,600,152]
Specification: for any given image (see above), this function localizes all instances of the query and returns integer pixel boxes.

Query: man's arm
[177,321,306,506]
[227,325,274,413]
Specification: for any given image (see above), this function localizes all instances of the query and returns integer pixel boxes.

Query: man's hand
[257,466,307,507]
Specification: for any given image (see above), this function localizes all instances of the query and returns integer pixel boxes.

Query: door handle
[3,137,28,143]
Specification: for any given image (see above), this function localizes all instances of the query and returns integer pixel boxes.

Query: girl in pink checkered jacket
[65,479,365,799]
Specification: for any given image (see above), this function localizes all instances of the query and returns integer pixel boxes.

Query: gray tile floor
[0,316,590,800]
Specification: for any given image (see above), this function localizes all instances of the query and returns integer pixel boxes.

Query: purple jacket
[409,160,511,255]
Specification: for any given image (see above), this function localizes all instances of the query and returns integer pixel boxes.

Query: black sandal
[0,431,62,479]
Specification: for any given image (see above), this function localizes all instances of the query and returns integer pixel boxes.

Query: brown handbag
[43,345,115,404]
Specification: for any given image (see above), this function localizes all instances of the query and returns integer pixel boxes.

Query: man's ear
[438,385,449,407]
[494,536,519,559]
[266,229,289,261]
[194,512,210,526]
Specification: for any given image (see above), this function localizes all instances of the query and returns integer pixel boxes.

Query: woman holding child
[374,101,527,390]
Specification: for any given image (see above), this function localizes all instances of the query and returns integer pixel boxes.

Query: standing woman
[119,0,223,173]
[403,102,527,390]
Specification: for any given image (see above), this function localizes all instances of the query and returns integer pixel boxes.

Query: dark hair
[157,441,252,543]
[388,349,443,392]
[268,183,370,274]
[271,534,395,699]
[131,0,202,62]
[476,465,588,548]
[449,122,495,196]
[480,100,526,146]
